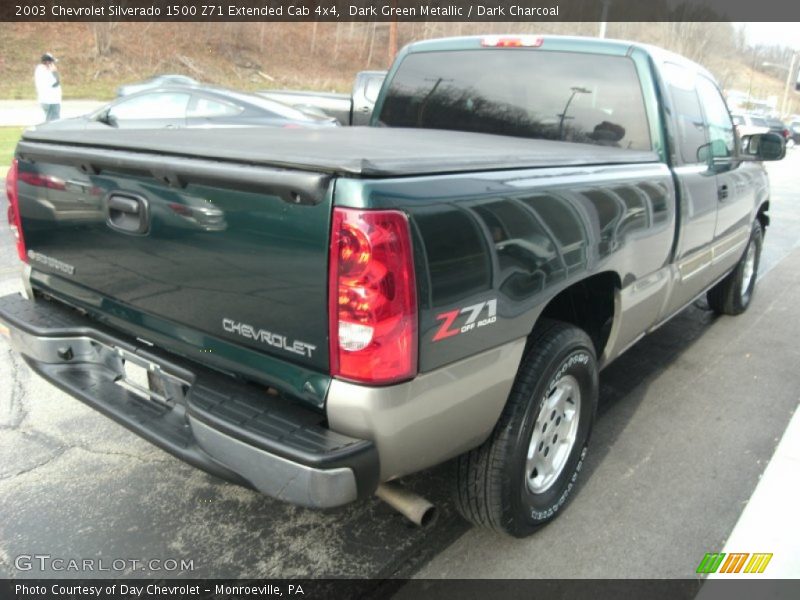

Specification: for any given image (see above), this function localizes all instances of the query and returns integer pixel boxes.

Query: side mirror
[740,132,786,161]
[96,109,119,128]
[698,139,736,172]
[697,139,730,164]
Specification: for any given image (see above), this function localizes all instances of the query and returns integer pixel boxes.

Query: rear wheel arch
[530,271,621,361]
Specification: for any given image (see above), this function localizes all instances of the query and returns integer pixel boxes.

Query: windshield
[378,49,652,151]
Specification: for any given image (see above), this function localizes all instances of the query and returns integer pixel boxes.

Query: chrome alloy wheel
[741,240,757,302]
[526,374,581,494]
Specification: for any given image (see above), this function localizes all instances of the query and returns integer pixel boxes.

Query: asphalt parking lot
[1,151,799,580]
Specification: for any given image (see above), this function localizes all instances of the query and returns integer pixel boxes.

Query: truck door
[352,72,385,126]
[658,63,718,318]
[695,76,756,282]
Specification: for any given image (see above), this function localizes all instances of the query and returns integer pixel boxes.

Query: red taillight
[328,207,417,384]
[481,35,543,48]
[5,159,27,263]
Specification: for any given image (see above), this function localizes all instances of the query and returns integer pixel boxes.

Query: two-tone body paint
[645,44,770,325]
[329,160,680,480]
[12,36,773,488]
[326,37,770,480]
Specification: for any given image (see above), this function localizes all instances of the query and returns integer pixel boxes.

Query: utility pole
[780,52,799,117]
[598,0,611,39]
[386,0,398,67]
[763,53,800,117]
[388,20,398,67]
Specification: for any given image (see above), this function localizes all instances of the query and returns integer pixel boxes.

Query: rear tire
[452,320,598,537]
[707,220,763,315]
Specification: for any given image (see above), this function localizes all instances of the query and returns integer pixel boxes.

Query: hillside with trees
[0,21,796,115]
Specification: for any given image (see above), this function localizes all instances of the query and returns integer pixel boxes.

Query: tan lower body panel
[326,338,527,481]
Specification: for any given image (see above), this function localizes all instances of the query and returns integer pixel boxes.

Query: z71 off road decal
[432,299,497,341]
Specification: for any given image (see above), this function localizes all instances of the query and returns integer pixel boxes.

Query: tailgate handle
[106,193,149,235]
[108,196,140,214]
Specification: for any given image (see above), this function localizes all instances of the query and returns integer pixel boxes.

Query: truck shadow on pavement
[581,302,718,482]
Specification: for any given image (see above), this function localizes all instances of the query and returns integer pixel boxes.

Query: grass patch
[0,127,25,176]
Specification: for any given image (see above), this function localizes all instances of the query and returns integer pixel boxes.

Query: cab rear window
[378,49,652,151]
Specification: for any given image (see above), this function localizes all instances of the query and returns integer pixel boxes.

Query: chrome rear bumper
[0,293,379,508]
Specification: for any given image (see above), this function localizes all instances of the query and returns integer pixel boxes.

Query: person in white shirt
[34,53,62,122]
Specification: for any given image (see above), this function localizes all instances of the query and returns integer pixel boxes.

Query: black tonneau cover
[21,126,659,177]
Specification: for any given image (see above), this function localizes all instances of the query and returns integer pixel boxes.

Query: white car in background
[731,113,770,138]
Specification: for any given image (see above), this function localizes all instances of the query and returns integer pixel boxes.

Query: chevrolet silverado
[0,35,785,536]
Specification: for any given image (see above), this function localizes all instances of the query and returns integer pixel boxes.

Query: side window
[662,63,707,164]
[696,77,735,158]
[109,92,190,120]
[188,96,242,118]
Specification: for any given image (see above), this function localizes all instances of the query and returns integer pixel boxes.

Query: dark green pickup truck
[0,35,785,536]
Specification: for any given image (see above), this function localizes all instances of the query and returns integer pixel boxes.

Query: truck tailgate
[14,141,333,381]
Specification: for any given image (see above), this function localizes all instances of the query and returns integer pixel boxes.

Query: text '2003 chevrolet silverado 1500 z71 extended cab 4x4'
[0,35,786,537]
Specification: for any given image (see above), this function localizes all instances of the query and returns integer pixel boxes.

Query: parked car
[3,35,785,538]
[790,120,800,144]
[34,85,339,131]
[116,74,199,97]
[259,71,386,126]
[764,117,792,142]
[731,113,769,138]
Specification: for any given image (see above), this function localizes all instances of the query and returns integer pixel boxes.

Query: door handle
[718,184,729,201]
[108,196,140,214]
[106,193,149,234]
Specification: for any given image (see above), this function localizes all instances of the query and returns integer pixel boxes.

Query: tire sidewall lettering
[530,446,587,520]
[522,348,595,525]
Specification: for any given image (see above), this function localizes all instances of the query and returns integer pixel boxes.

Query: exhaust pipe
[376,482,437,527]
